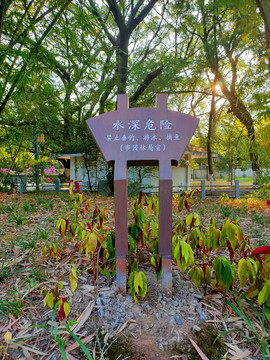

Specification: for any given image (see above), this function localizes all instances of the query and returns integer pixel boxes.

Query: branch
[107,0,126,33]
[87,0,117,45]
[9,0,35,46]
[256,0,270,40]
[129,0,144,20]
[130,65,163,105]
[128,0,158,34]
[0,0,72,116]
[169,90,224,99]
[0,0,12,42]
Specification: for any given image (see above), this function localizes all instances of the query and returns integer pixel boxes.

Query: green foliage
[31,266,48,283]
[217,291,270,360]
[128,271,147,303]
[17,236,37,250]
[257,184,270,199]
[36,226,52,241]
[10,212,28,226]
[55,189,270,323]
[212,257,236,292]
[253,211,265,225]
[220,205,233,218]
[173,236,194,272]
[26,304,93,360]
[0,288,24,318]
[219,193,230,202]
[0,261,20,282]
[42,241,62,260]
[22,202,36,213]
[1,203,15,214]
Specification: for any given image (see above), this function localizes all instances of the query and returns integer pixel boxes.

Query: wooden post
[159,161,172,295]
[114,160,128,293]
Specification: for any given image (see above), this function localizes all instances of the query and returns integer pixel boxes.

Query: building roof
[185,145,219,159]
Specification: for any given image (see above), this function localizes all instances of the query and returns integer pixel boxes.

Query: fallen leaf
[65,334,94,353]
[4,331,12,341]
[230,349,251,360]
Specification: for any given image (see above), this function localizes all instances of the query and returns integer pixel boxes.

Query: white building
[58,145,209,194]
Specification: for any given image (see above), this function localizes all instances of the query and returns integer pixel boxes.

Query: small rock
[190,299,198,306]
[145,304,151,311]
[174,316,183,325]
[158,342,164,351]
[117,294,123,300]
[155,312,160,320]
[12,350,21,358]
[98,309,104,318]
[193,325,201,332]
[101,296,110,304]
[96,297,102,307]
[112,314,120,328]
[189,287,195,293]
[126,295,133,303]
[196,305,207,320]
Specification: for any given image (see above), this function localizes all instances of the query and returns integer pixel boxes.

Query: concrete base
[161,258,172,296]
[116,257,127,293]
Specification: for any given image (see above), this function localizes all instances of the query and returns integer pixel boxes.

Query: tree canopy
[0,0,269,185]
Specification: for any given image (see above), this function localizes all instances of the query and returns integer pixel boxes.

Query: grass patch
[0,288,24,318]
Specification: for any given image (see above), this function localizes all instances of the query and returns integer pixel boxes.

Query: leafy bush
[53,184,270,329]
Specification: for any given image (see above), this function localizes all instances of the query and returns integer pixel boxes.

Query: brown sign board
[86,94,199,295]
[86,94,199,167]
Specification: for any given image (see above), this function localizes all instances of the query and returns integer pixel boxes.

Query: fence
[14,176,258,198]
[191,180,258,199]
[16,177,69,194]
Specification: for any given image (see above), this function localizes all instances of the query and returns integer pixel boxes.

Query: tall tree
[87,0,159,96]
[173,0,265,184]
[0,0,72,118]
[256,0,270,62]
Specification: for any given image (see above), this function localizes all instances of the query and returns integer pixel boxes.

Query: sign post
[86,94,199,294]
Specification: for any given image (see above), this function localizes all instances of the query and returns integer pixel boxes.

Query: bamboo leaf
[66,327,93,359]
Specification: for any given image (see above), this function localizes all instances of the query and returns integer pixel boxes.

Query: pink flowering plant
[20,167,34,176]
[43,166,64,182]
[0,168,15,174]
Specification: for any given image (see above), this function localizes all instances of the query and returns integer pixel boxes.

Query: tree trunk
[219,82,260,184]
[83,155,93,193]
[200,2,260,186]
[207,83,217,190]
[117,35,129,94]
[256,0,270,53]
[229,165,234,186]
